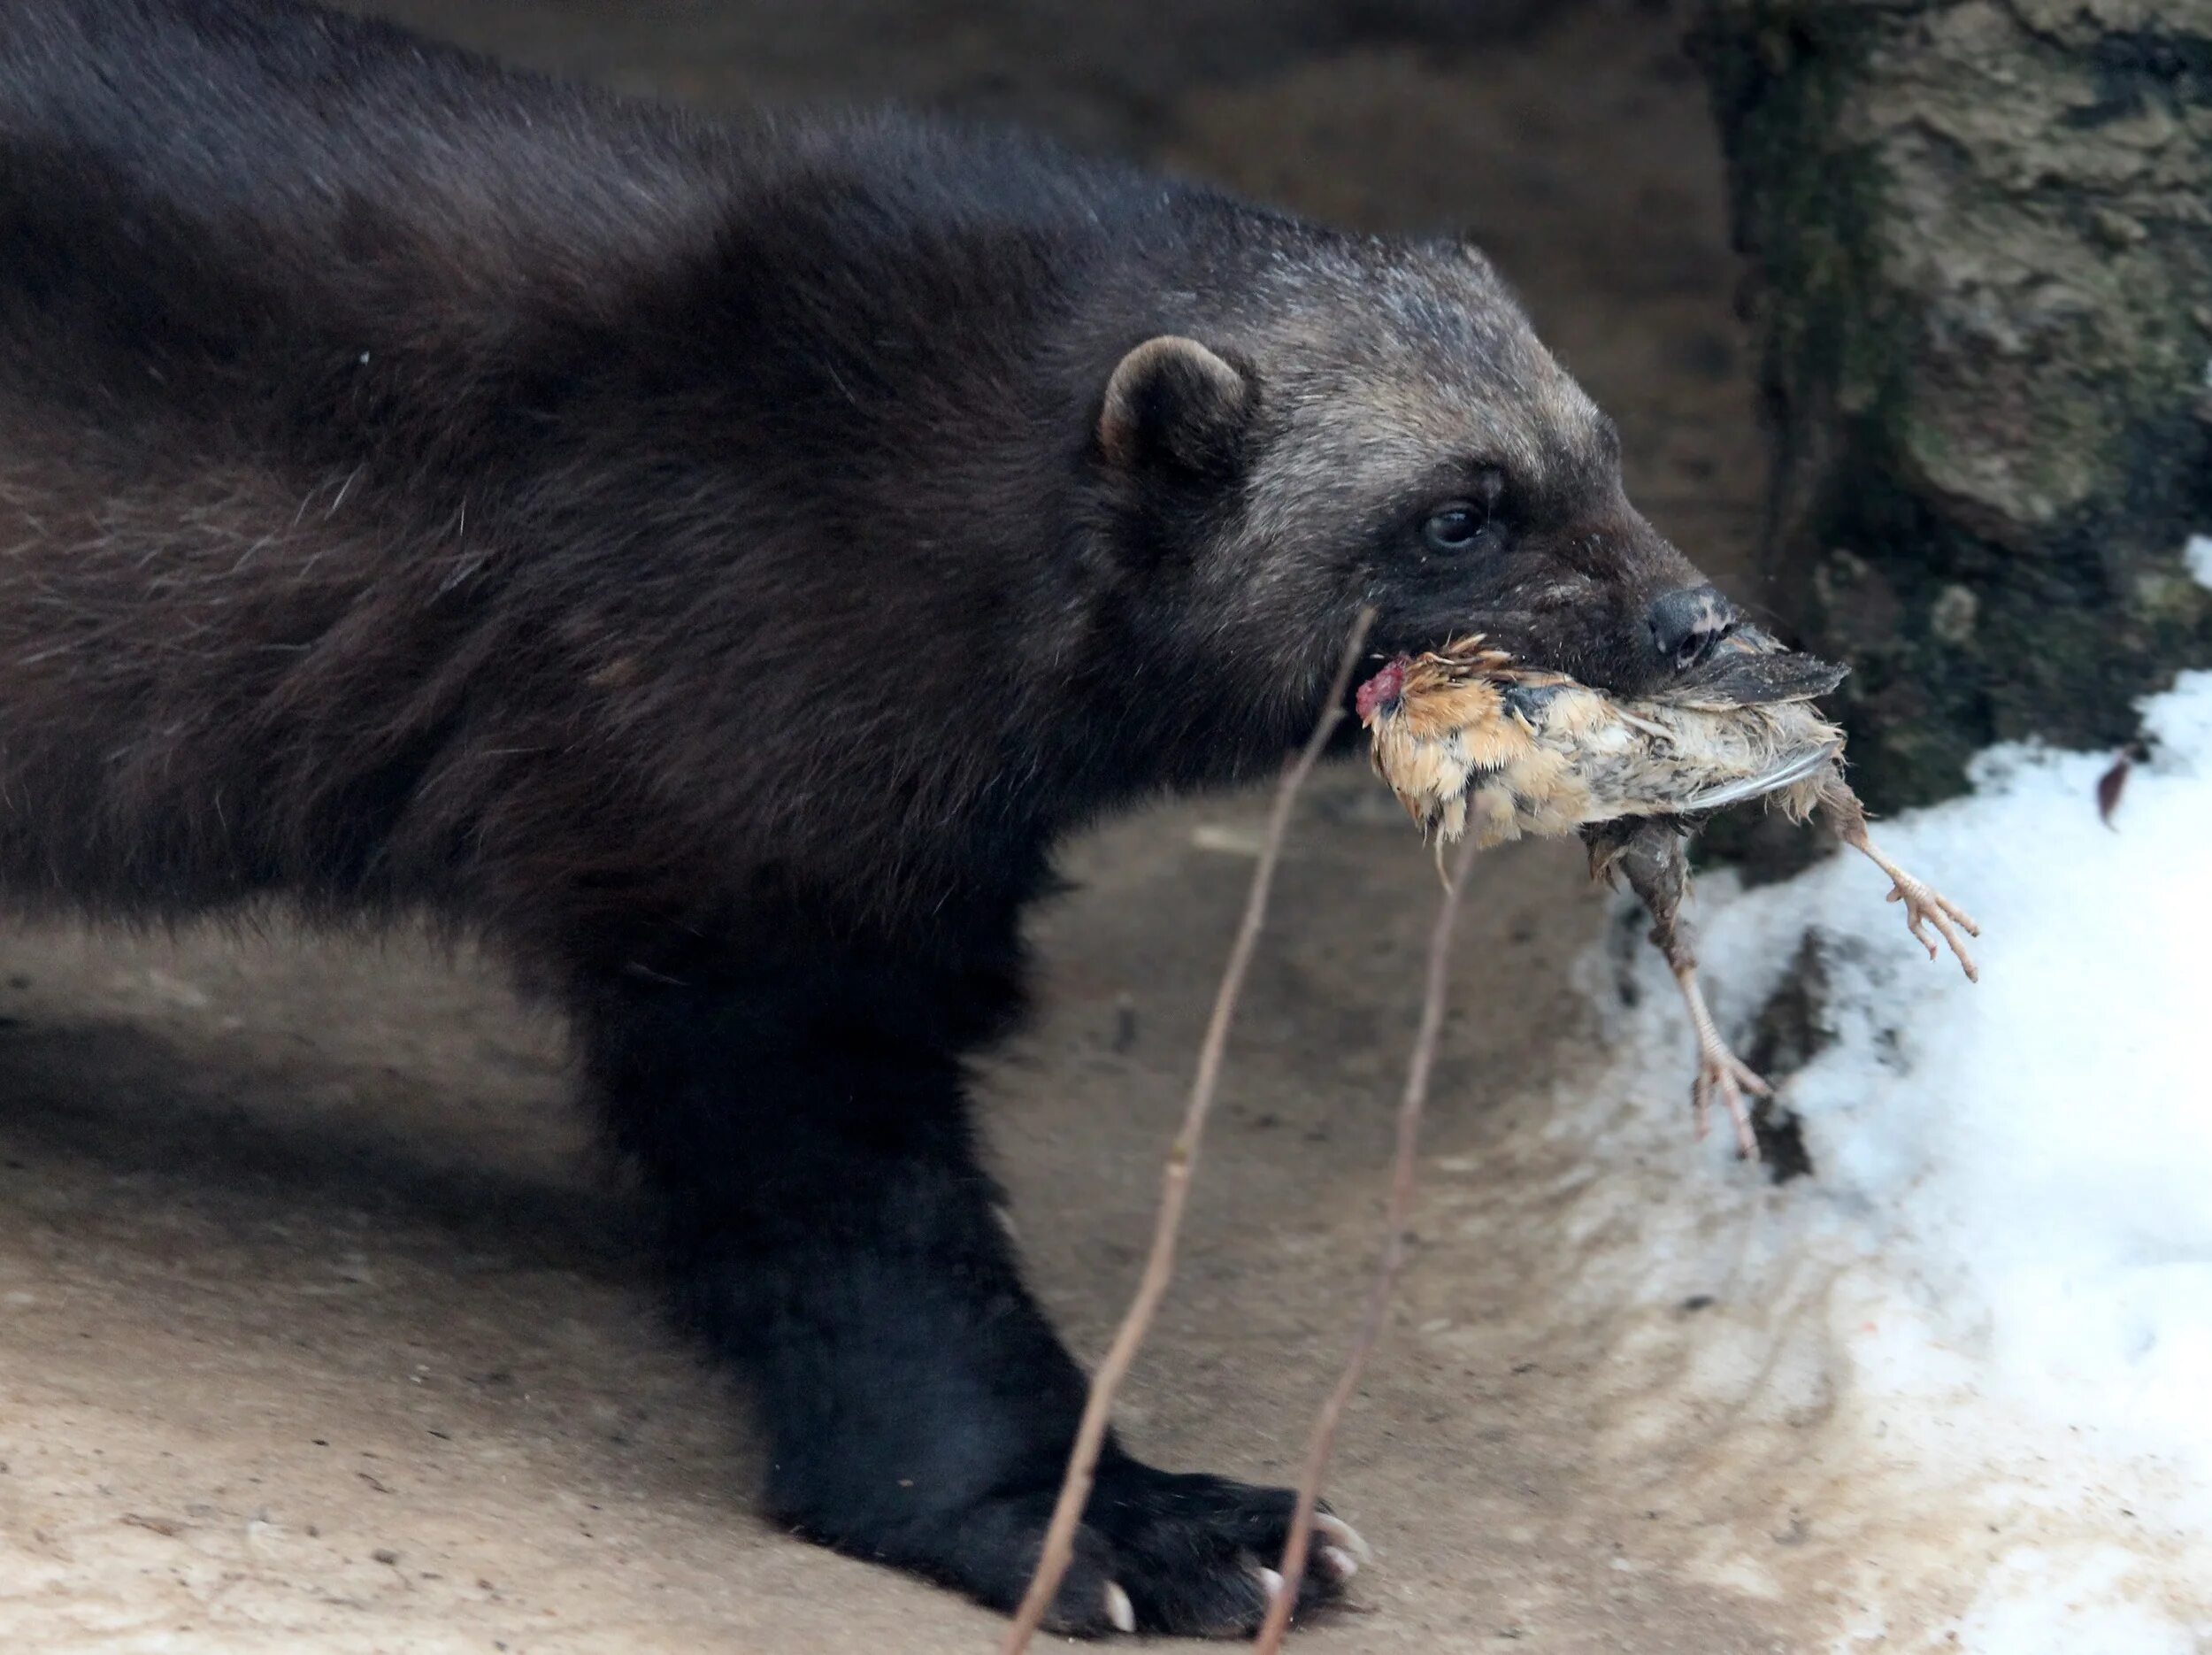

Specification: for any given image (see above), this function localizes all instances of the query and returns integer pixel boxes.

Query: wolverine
[0,0,1747,1636]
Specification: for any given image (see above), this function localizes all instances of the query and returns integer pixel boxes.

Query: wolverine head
[1081,222,1740,752]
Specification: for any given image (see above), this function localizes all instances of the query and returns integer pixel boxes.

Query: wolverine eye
[1421,500,1487,553]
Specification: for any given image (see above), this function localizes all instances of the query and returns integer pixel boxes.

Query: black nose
[1647,584,1738,672]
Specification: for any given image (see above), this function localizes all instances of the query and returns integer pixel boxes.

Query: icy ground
[1555,663,2212,1652]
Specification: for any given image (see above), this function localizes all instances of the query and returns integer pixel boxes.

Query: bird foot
[1839,825,1980,981]
[1674,964,1767,1160]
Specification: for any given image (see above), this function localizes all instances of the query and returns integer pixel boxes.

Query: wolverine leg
[567,937,1356,1637]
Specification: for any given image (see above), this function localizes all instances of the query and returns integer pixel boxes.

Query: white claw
[1103,1581,1135,1634]
[1318,1544,1358,1581]
[1312,1513,1372,1564]
[1256,1566,1286,1601]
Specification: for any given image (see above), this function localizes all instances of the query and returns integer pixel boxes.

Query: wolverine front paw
[1052,1460,1365,1638]
[842,1458,1367,1638]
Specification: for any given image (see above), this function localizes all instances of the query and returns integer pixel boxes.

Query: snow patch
[2185,534,2212,589]
[1559,673,2212,1649]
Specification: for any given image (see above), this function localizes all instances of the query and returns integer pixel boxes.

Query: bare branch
[1001,608,1377,1652]
[1253,828,1480,1651]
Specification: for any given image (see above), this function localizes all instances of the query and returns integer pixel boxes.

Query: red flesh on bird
[1354,658,1408,723]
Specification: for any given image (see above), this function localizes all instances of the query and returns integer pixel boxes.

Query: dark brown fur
[1,0,1725,1636]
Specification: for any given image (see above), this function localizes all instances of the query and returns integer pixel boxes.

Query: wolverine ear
[1095,335,1253,473]
[1453,228,1502,280]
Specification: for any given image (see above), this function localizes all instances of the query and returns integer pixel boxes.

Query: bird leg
[1670,953,1768,1161]
[1817,785,1980,981]
[1587,820,1767,1160]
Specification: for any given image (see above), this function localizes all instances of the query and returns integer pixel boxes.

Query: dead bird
[1354,626,1848,851]
[1359,627,1980,1157]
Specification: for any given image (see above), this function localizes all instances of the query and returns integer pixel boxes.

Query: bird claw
[1675,965,1767,1161]
[1692,1045,1770,1163]
[1816,791,1982,984]
[1857,845,1979,981]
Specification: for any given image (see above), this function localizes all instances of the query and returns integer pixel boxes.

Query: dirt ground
[0,4,1808,1651]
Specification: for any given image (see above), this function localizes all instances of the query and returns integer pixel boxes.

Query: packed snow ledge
[1552,669,2212,1652]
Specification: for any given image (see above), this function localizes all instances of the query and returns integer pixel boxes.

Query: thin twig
[1001,608,1376,1652]
[1254,828,1480,1652]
